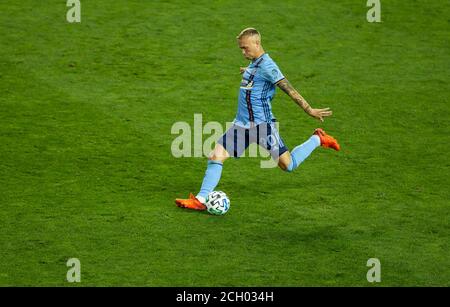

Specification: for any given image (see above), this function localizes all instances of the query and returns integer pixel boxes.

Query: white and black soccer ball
[205,191,230,215]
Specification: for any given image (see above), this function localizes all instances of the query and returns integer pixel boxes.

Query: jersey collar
[252,53,266,63]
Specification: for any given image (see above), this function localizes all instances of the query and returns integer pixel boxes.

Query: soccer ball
[205,191,230,215]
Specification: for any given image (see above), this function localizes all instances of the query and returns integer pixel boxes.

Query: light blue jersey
[234,53,285,128]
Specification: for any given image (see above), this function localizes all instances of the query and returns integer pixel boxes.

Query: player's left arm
[276,79,332,122]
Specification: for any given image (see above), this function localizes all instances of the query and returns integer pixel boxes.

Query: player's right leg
[196,143,230,203]
[175,124,249,211]
[175,144,230,211]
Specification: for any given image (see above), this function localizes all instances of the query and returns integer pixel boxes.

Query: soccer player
[175,28,340,210]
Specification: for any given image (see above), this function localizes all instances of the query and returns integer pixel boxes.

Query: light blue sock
[286,135,321,172]
[197,160,223,201]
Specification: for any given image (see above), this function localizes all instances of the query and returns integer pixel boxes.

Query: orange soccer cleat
[175,193,207,211]
[314,128,341,151]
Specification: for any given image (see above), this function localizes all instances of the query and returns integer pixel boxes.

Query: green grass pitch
[0,0,449,286]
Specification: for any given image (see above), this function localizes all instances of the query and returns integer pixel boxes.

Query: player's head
[236,28,264,60]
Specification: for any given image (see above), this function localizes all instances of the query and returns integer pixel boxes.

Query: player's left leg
[278,134,320,172]
[278,128,340,172]
[277,151,293,171]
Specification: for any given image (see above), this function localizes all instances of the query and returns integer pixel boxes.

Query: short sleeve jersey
[234,53,285,127]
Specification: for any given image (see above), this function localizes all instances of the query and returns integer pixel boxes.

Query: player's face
[238,36,260,60]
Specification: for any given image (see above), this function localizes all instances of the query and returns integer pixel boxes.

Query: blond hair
[236,28,261,41]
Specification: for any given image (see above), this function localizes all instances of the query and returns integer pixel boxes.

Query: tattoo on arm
[277,79,312,113]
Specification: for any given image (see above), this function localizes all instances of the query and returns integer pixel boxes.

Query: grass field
[0,0,449,286]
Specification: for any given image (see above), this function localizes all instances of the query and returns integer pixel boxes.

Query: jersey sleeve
[260,61,285,84]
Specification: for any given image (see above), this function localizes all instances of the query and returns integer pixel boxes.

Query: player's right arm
[276,79,332,122]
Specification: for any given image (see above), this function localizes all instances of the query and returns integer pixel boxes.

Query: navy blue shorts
[218,122,288,159]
